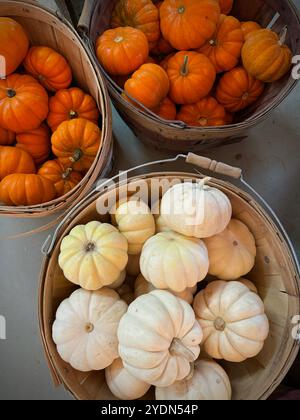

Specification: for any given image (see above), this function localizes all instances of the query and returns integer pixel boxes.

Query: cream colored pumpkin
[156,358,231,400]
[105,358,151,400]
[140,231,209,293]
[152,199,170,233]
[193,281,269,362]
[239,278,258,294]
[58,221,128,290]
[126,253,141,277]
[110,270,126,289]
[205,219,256,280]
[134,274,197,304]
[117,283,135,305]
[118,290,203,387]
[52,288,127,372]
[160,180,232,239]
[114,199,155,255]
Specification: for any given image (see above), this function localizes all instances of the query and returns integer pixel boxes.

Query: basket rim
[38,171,300,401]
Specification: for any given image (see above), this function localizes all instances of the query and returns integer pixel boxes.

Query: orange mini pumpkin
[0,128,15,146]
[197,15,244,73]
[24,46,72,92]
[0,146,36,181]
[218,0,233,15]
[241,21,262,41]
[160,0,221,51]
[0,173,56,206]
[51,118,102,172]
[154,97,177,120]
[96,27,149,76]
[16,123,51,165]
[111,0,160,43]
[242,29,292,83]
[0,74,49,133]
[0,17,29,76]
[125,63,170,109]
[38,159,82,197]
[177,97,226,127]
[166,51,216,105]
[47,87,99,132]
[216,67,265,112]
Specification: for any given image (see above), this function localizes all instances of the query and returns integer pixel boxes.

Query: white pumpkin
[193,281,269,362]
[117,283,135,305]
[134,274,197,304]
[152,199,170,233]
[114,199,155,255]
[239,278,258,294]
[52,288,127,372]
[156,358,231,400]
[110,270,126,289]
[126,254,141,277]
[205,219,257,280]
[140,231,209,293]
[118,290,203,387]
[58,221,128,290]
[160,180,232,239]
[105,358,151,400]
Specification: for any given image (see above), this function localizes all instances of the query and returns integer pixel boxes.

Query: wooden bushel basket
[78,0,300,152]
[39,154,300,400]
[0,0,113,218]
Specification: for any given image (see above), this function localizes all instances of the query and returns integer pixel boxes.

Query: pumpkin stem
[62,167,73,180]
[85,242,96,253]
[114,36,124,43]
[178,5,185,14]
[279,26,288,46]
[181,55,189,77]
[214,317,226,332]
[71,148,83,163]
[170,338,195,363]
[69,110,78,119]
[85,323,94,333]
[7,88,16,98]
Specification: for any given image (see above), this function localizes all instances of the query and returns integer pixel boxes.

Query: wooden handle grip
[78,0,95,33]
[186,153,242,179]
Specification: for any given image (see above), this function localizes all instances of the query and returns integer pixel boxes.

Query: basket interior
[0,1,109,214]
[88,0,300,125]
[41,174,300,400]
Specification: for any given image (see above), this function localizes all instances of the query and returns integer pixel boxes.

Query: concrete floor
[0,0,299,400]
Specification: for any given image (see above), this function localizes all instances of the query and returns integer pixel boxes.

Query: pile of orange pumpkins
[96,0,292,126]
[0,18,101,207]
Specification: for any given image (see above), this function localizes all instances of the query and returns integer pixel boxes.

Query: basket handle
[78,0,96,33]
[186,153,242,179]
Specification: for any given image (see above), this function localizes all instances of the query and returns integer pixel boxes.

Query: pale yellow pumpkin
[126,253,141,277]
[105,358,151,400]
[118,290,203,387]
[110,270,126,289]
[58,221,128,290]
[140,231,209,293]
[193,280,269,362]
[52,288,127,372]
[156,358,231,400]
[204,219,256,280]
[134,274,197,304]
[160,180,232,239]
[113,199,155,255]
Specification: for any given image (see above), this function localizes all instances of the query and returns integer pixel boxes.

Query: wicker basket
[77,0,300,152]
[0,0,113,218]
[39,153,300,400]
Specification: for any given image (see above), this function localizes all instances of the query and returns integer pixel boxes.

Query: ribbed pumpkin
[125,63,170,109]
[151,1,174,57]
[197,15,244,73]
[0,128,15,146]
[216,67,265,112]
[241,21,262,41]
[16,123,51,165]
[24,46,72,92]
[96,27,149,76]
[111,0,160,43]
[177,97,227,127]
[167,52,216,105]
[51,118,102,172]
[218,0,233,15]
[154,97,177,120]
[0,146,35,181]
[0,173,56,206]
[38,160,82,197]
[0,74,49,133]
[0,17,29,76]
[242,29,292,83]
[47,88,99,132]
[160,0,221,51]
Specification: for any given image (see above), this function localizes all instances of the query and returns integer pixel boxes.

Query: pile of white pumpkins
[53,179,269,400]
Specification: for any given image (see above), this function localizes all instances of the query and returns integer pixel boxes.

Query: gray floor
[0,0,300,400]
